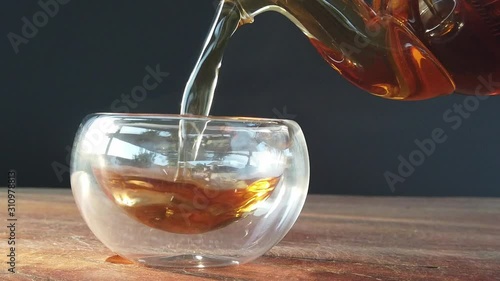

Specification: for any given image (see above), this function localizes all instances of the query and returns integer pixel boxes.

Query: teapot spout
[232,0,456,100]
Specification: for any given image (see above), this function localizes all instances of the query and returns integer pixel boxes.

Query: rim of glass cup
[85,112,297,123]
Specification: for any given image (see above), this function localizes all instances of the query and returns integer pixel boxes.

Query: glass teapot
[223,0,500,100]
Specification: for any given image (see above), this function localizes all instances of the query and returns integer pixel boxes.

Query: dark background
[2,1,499,196]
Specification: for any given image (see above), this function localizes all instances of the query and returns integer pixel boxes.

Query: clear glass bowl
[70,113,309,268]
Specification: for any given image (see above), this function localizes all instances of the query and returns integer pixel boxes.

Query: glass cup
[70,113,309,268]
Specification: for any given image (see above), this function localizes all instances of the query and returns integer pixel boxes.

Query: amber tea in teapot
[181,0,500,116]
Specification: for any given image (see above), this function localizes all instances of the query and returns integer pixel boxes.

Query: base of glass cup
[137,254,240,268]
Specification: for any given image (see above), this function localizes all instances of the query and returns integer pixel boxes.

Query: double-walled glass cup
[71,114,309,268]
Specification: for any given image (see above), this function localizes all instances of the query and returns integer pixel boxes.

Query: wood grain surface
[0,188,499,281]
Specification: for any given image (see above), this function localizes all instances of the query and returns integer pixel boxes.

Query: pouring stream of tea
[180,1,242,116]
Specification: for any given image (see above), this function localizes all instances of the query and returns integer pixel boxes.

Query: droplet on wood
[105,255,134,265]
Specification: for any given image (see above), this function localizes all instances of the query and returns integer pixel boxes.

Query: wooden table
[1,188,499,281]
